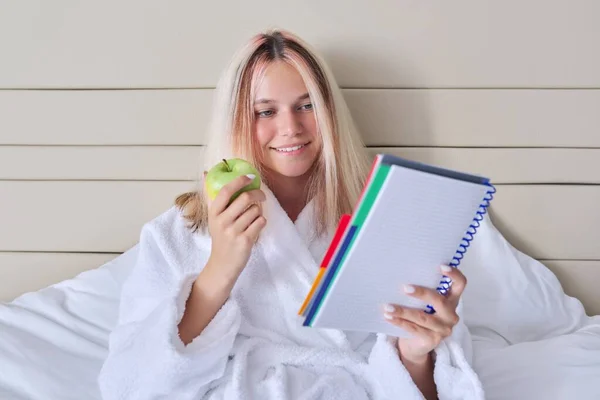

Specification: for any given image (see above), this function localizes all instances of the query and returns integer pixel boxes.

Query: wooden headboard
[1,2,598,316]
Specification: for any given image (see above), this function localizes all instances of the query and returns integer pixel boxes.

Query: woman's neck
[264,170,311,222]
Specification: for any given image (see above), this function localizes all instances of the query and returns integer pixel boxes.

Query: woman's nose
[277,110,302,136]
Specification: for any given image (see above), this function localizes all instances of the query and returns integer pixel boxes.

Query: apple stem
[222,158,231,172]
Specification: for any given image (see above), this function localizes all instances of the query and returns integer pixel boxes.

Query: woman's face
[253,61,320,180]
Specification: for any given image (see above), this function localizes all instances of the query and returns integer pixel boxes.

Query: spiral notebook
[298,153,496,337]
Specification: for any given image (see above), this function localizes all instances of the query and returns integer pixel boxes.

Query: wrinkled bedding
[0,214,599,399]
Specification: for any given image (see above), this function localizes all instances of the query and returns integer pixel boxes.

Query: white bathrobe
[98,186,484,400]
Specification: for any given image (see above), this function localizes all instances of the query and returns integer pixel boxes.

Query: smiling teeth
[276,144,305,152]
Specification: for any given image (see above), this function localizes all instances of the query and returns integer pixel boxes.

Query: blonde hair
[176,29,372,237]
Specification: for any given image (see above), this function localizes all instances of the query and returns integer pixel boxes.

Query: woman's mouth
[271,142,310,155]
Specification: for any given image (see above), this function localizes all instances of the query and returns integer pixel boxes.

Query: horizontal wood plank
[1,89,600,147]
[0,146,204,181]
[346,89,600,147]
[0,182,596,261]
[0,90,212,145]
[543,260,600,316]
[2,146,600,185]
[489,185,600,260]
[0,252,117,302]
[373,148,600,184]
[1,1,599,88]
[0,181,196,253]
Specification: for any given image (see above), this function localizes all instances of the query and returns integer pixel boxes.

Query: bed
[1,2,600,399]
[1,216,599,400]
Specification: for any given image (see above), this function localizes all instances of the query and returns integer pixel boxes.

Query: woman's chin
[273,169,311,179]
[265,164,314,180]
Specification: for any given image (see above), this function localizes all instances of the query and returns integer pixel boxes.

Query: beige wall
[1,1,598,314]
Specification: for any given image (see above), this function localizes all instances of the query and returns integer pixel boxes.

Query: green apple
[205,158,261,201]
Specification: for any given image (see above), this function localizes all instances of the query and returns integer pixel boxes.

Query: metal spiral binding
[425,184,497,314]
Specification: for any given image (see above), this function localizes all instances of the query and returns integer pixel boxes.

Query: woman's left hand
[383,265,467,364]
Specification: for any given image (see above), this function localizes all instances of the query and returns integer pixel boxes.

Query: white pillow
[459,213,589,345]
[459,214,600,399]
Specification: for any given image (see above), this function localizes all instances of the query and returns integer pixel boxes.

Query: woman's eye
[256,110,274,118]
[298,103,313,111]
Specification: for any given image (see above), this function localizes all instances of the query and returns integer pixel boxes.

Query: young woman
[98,29,483,400]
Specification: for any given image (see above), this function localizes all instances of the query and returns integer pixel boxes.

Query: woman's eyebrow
[296,93,310,101]
[254,93,310,105]
[255,98,274,105]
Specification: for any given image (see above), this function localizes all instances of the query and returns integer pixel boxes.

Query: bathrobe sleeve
[98,211,242,400]
[365,299,485,400]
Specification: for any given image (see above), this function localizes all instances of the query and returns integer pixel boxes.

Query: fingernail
[383,304,395,313]
[246,174,255,180]
[404,285,415,294]
[383,312,393,320]
[441,265,452,273]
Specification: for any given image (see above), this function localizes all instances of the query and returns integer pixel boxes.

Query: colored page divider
[299,155,383,317]
[298,213,352,315]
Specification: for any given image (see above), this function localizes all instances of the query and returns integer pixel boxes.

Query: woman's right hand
[205,174,267,282]
[178,175,265,344]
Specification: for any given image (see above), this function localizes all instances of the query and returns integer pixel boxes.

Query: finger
[244,215,267,241]
[403,284,457,325]
[387,317,439,344]
[233,203,262,233]
[221,189,266,224]
[440,265,467,306]
[210,174,261,215]
[403,284,446,313]
[203,171,211,207]
[384,305,452,337]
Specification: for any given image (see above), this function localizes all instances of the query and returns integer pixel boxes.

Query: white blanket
[98,187,483,399]
[1,187,599,399]
[0,248,137,400]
